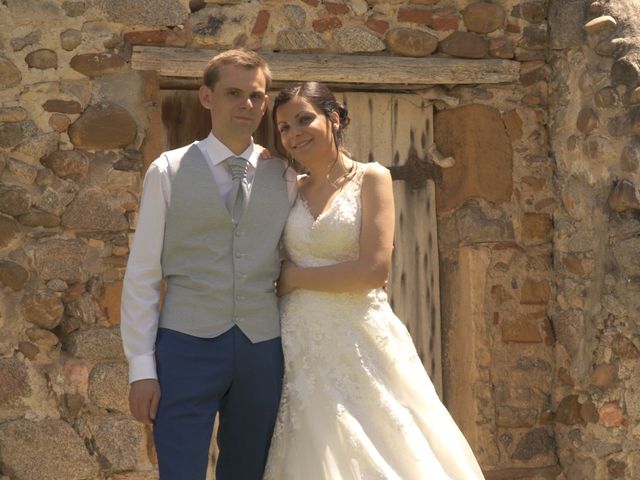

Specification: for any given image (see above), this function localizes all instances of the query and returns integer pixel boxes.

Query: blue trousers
[153,327,284,480]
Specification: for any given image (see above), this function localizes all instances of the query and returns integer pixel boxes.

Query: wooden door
[337,92,442,396]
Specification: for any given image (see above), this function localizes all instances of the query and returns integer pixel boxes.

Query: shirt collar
[200,132,260,169]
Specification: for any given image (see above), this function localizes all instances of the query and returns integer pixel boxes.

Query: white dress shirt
[121,132,297,382]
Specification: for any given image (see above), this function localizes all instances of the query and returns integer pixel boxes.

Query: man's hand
[129,379,161,424]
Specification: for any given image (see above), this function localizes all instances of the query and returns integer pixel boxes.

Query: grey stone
[519,24,548,51]
[77,416,144,472]
[277,29,327,51]
[512,428,555,460]
[6,158,38,184]
[62,0,86,16]
[0,185,31,217]
[88,361,129,413]
[521,0,547,24]
[62,188,129,231]
[0,358,30,409]
[621,140,640,172]
[0,56,22,90]
[17,210,61,227]
[613,236,640,276]
[32,238,88,282]
[0,124,23,151]
[62,327,125,362]
[92,0,189,27]
[21,290,64,329]
[335,27,385,53]
[35,178,78,215]
[65,293,104,325]
[46,278,68,292]
[0,260,29,291]
[60,29,83,51]
[0,214,21,248]
[15,132,59,161]
[549,0,585,49]
[448,203,514,243]
[0,419,98,480]
[282,4,306,29]
[25,49,58,69]
[0,107,28,122]
[497,405,538,428]
[10,30,41,51]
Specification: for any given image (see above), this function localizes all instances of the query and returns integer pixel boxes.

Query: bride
[263,82,485,480]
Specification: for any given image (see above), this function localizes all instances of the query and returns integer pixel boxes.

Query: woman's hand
[276,260,298,297]
[258,145,272,159]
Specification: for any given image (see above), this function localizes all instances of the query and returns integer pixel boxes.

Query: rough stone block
[334,27,385,53]
[439,31,488,58]
[0,419,98,480]
[62,188,129,231]
[93,0,189,27]
[88,361,129,413]
[62,327,125,362]
[0,56,22,90]
[33,238,88,283]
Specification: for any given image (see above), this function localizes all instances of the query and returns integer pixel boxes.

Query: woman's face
[275,96,339,167]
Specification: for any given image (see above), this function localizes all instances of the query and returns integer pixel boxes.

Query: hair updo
[272,82,351,158]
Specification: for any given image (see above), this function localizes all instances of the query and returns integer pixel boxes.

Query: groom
[120,49,295,479]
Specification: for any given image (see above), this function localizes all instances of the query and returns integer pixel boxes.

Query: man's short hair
[202,49,272,90]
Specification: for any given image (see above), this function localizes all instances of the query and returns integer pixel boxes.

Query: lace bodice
[283,166,364,269]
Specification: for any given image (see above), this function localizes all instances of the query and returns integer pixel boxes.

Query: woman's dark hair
[271,82,351,162]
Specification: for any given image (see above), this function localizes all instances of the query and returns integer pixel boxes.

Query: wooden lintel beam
[131,46,520,85]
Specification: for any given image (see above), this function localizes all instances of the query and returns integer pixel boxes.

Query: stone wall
[0,0,638,479]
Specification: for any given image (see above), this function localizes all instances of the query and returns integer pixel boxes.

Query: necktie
[225,156,249,223]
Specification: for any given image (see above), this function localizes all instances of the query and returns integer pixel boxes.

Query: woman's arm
[277,163,395,295]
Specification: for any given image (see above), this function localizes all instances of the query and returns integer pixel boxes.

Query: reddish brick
[432,14,459,31]
[599,401,624,427]
[252,10,270,36]
[365,17,390,35]
[398,7,434,26]
[301,0,319,5]
[325,1,349,15]
[313,16,342,33]
[506,23,521,34]
[124,30,169,45]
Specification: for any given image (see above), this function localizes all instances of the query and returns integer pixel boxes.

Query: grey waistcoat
[159,144,291,342]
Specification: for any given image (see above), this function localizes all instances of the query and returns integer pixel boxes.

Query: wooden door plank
[340,92,443,396]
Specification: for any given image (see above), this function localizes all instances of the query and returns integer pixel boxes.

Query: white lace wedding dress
[264,165,485,480]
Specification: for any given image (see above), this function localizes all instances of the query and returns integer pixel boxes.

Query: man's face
[199,64,268,145]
